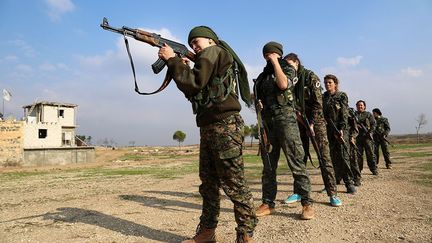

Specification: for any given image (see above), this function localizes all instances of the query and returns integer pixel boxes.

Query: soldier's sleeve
[338,92,349,131]
[281,61,297,86]
[308,73,324,123]
[384,117,391,136]
[369,113,376,133]
[166,47,220,97]
[348,117,359,139]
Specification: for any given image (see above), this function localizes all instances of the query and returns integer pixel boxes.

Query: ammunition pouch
[191,66,235,114]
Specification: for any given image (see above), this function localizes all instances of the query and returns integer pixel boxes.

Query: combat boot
[301,204,315,220]
[255,203,275,217]
[181,224,217,243]
[236,231,254,243]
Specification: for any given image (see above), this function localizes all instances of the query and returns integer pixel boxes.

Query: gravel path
[0,146,431,243]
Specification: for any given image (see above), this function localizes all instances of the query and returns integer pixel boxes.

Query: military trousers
[374,139,392,166]
[199,113,257,234]
[349,142,362,183]
[261,106,312,207]
[298,117,337,197]
[357,136,377,173]
[327,129,354,188]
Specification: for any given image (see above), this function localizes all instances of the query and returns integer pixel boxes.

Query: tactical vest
[375,117,388,135]
[255,72,295,110]
[190,64,236,114]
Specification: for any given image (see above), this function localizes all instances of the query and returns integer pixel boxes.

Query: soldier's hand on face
[266,53,280,65]
[350,137,356,145]
[158,43,175,61]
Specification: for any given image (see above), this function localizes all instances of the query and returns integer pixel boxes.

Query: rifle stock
[253,80,272,171]
[295,111,322,168]
[256,102,272,171]
[329,119,350,155]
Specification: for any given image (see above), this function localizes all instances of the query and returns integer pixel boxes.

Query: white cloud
[39,63,57,71]
[9,39,36,57]
[337,55,363,67]
[401,67,423,77]
[16,64,33,73]
[45,0,75,22]
[0,55,18,63]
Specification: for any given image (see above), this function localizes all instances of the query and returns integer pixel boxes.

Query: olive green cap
[188,26,219,45]
[262,41,283,56]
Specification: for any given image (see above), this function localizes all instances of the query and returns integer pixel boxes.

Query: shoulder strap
[124,35,170,95]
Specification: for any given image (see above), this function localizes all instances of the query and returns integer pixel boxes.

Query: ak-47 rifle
[351,112,374,141]
[100,17,195,95]
[295,111,322,168]
[329,119,350,155]
[253,80,272,171]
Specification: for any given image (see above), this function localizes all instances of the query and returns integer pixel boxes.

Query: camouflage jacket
[374,116,391,136]
[294,65,324,123]
[254,59,297,116]
[323,91,349,132]
[355,111,376,136]
[347,108,359,140]
[166,45,241,127]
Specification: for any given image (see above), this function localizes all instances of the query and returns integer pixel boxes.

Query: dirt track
[0,145,431,242]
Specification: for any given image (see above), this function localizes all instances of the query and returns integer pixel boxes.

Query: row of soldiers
[254,43,393,220]
[157,26,392,242]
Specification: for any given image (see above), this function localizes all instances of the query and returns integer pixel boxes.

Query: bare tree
[415,113,428,143]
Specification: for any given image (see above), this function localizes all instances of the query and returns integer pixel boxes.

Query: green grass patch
[74,163,199,179]
[412,158,432,187]
[398,152,432,158]
[119,153,197,161]
[119,153,148,161]
[392,143,432,150]
[244,154,291,180]
[0,171,50,180]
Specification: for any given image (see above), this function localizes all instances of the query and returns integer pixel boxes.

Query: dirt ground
[0,145,431,243]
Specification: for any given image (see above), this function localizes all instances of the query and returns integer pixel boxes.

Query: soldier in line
[254,42,314,220]
[348,107,362,186]
[322,74,356,194]
[355,100,379,175]
[158,26,256,243]
[282,53,342,207]
[372,108,393,169]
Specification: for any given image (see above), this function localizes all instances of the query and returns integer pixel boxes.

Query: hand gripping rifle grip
[151,58,166,74]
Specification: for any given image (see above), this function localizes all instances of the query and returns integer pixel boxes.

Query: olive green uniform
[166,45,257,234]
[322,91,354,189]
[355,111,378,174]
[295,66,337,197]
[374,116,392,167]
[254,60,313,207]
[348,108,362,185]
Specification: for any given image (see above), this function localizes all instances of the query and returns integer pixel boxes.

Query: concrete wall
[41,105,75,126]
[23,122,62,148]
[0,121,24,166]
[23,147,95,166]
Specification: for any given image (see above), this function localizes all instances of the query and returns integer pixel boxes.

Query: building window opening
[38,129,47,139]
[59,109,65,118]
[62,132,71,146]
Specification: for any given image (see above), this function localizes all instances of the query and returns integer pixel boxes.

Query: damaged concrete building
[0,101,94,167]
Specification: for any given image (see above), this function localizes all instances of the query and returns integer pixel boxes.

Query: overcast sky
[1,0,431,146]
